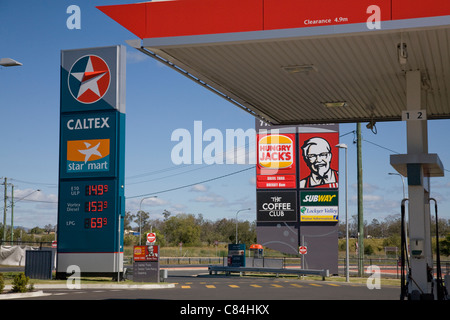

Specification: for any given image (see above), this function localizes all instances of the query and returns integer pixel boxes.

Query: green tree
[163,213,201,246]
[29,227,44,234]
[440,234,450,256]
[124,211,133,231]
[214,218,236,243]
[235,220,257,245]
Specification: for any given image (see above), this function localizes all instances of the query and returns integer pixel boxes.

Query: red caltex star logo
[68,55,111,104]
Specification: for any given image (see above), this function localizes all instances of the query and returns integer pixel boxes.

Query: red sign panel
[298,132,339,190]
[299,246,307,255]
[147,232,156,243]
[99,0,449,40]
[98,0,263,39]
[392,0,450,20]
[133,245,159,262]
[264,0,392,30]
[257,133,296,189]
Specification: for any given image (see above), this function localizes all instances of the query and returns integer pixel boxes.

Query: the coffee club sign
[300,190,338,222]
[256,190,297,222]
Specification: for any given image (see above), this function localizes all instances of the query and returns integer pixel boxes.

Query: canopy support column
[391,70,444,300]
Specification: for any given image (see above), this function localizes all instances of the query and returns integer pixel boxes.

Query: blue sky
[1,0,450,230]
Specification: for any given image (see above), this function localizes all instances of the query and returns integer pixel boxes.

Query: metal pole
[139,196,157,245]
[235,211,239,244]
[8,188,39,244]
[356,123,364,277]
[3,178,7,243]
[139,210,141,246]
[117,213,121,282]
[301,235,305,271]
[336,144,349,282]
[389,172,406,199]
[10,185,14,244]
[344,147,349,282]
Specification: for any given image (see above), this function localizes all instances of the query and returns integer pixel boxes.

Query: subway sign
[300,190,338,222]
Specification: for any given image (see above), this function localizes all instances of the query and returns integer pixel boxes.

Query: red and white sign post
[146,232,156,244]
[299,246,307,255]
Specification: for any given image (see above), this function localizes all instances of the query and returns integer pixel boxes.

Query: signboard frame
[255,120,339,274]
[56,45,126,279]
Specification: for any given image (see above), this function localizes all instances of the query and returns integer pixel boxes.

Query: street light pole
[2,178,7,243]
[389,172,406,199]
[10,188,40,244]
[0,60,22,243]
[10,185,13,245]
[336,143,349,282]
[138,196,157,245]
[389,172,409,259]
[0,58,22,67]
[235,208,251,244]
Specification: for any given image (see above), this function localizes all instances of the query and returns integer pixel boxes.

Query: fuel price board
[58,180,118,253]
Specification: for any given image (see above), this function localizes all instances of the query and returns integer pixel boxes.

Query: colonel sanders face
[302,137,332,177]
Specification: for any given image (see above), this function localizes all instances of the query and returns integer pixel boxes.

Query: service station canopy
[99,0,450,125]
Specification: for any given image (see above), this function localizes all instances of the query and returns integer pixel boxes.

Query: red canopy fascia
[98,0,450,39]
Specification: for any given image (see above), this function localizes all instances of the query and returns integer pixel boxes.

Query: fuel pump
[400,199,409,300]
[429,198,447,300]
[400,198,448,300]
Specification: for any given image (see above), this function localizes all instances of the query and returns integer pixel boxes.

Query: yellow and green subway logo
[300,191,338,206]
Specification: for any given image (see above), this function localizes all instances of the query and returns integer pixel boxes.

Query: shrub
[364,244,374,255]
[0,273,4,294]
[11,273,32,293]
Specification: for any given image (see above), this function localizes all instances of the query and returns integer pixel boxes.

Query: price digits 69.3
[84,217,108,229]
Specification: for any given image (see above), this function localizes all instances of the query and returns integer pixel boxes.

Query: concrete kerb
[0,282,175,299]
[0,290,51,299]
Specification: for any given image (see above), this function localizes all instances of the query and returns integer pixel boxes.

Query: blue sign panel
[57,46,125,277]
[60,45,126,113]
[60,111,119,179]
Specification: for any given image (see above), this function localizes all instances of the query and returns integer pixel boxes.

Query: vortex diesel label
[257,190,297,222]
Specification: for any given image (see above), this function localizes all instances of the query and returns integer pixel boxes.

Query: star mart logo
[68,55,111,104]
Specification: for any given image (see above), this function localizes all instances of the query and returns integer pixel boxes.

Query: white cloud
[194,193,226,204]
[364,194,382,202]
[190,184,208,192]
[126,196,168,212]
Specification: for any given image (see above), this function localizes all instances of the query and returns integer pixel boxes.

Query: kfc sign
[299,133,339,189]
